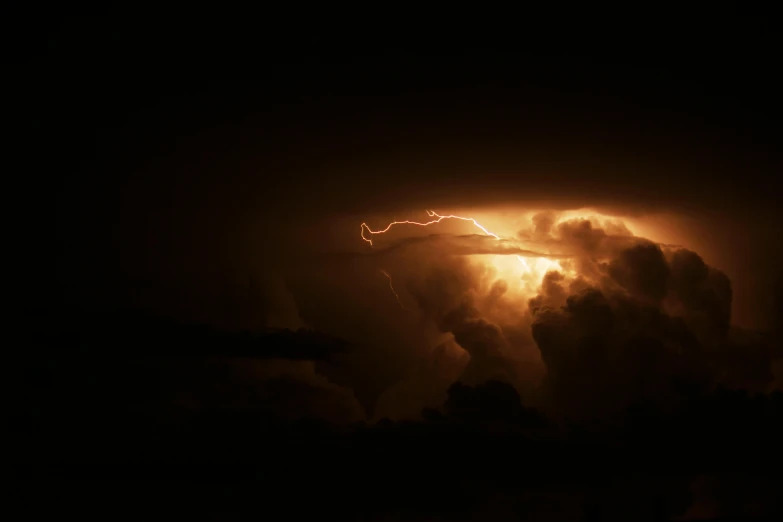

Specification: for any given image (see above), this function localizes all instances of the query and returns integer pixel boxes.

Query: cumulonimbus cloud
[380,212,780,420]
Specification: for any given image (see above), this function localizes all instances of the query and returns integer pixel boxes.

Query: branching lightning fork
[360,210,499,247]
[362,210,530,311]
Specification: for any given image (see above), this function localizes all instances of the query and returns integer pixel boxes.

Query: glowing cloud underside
[362,210,565,310]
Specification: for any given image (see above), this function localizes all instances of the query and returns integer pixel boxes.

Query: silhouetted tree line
[13,309,783,521]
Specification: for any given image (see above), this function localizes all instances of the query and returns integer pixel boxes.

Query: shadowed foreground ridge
[13,311,783,521]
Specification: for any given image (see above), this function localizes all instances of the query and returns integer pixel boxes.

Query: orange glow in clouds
[361,210,568,309]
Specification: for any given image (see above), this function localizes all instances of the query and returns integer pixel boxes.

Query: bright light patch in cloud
[359,208,616,307]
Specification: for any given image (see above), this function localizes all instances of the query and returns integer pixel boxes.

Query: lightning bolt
[360,210,500,247]
[362,210,538,312]
[380,269,413,312]
[360,209,528,269]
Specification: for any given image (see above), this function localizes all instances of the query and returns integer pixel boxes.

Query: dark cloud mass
[609,242,671,303]
[523,218,773,416]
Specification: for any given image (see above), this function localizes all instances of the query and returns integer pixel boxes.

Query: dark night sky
[29,15,780,327]
[13,13,783,520]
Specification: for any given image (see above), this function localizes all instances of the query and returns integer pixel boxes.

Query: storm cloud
[350,210,782,421]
